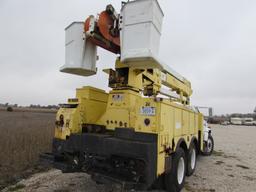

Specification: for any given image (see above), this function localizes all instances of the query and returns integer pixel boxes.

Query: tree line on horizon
[0,103,59,109]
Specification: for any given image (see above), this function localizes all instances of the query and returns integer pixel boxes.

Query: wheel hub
[190,149,196,169]
[177,157,185,184]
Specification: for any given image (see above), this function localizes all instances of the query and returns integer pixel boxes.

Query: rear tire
[165,148,186,192]
[186,142,197,176]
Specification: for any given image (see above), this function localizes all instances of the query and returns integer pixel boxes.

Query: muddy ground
[2,125,256,192]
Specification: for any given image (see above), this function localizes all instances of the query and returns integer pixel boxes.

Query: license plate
[141,107,156,116]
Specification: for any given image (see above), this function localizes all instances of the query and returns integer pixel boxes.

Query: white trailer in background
[230,118,242,125]
[242,118,254,126]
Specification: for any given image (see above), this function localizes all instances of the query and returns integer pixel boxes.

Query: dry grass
[0,106,57,113]
[0,110,55,189]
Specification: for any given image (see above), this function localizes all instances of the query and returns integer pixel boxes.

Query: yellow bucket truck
[42,1,214,191]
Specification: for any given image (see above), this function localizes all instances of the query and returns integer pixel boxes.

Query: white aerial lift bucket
[120,0,164,69]
[60,22,97,76]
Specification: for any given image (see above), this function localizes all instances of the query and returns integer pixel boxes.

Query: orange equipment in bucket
[84,5,120,54]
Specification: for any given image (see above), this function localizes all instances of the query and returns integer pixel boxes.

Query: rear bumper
[50,128,158,190]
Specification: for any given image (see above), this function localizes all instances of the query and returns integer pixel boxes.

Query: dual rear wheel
[165,143,197,192]
[187,143,197,176]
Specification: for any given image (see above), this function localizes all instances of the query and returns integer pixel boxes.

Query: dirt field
[0,110,55,189]
[2,124,256,192]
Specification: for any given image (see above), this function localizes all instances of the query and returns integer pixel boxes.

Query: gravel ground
[2,125,256,192]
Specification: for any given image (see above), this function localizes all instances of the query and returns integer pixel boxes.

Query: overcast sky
[0,0,255,115]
